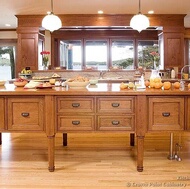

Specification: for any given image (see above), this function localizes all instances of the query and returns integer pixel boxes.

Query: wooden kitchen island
[0,83,189,172]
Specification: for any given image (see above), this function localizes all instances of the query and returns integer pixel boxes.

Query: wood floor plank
[0,132,190,188]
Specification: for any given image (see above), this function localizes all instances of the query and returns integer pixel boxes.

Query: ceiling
[1,0,190,29]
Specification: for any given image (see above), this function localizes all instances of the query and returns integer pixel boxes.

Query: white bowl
[66,81,89,88]
[89,79,98,85]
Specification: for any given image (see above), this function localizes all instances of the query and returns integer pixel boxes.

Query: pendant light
[130,0,150,32]
[42,0,62,32]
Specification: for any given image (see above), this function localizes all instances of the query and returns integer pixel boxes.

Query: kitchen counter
[0,83,190,172]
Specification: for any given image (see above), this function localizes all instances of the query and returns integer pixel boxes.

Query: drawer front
[57,116,94,131]
[97,115,134,131]
[57,97,94,113]
[148,97,184,131]
[7,97,44,131]
[0,98,5,130]
[97,97,134,114]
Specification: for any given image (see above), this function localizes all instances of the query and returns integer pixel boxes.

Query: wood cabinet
[7,97,44,131]
[0,98,5,130]
[187,98,190,131]
[56,97,95,131]
[148,97,184,131]
[96,97,135,131]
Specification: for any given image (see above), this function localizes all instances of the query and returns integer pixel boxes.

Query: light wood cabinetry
[56,97,95,131]
[148,97,184,131]
[97,97,135,131]
[187,97,190,131]
[0,98,5,130]
[7,97,44,131]
[0,84,190,172]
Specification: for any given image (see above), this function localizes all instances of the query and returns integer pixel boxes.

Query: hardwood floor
[0,132,190,189]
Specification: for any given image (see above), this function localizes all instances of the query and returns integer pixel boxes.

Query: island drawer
[57,115,95,131]
[97,115,134,131]
[56,97,94,113]
[7,97,44,131]
[97,97,135,114]
[148,97,184,131]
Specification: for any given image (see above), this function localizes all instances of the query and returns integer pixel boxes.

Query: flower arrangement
[150,51,160,68]
[40,50,50,67]
[150,51,160,62]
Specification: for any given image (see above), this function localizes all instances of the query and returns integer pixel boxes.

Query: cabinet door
[148,97,184,131]
[0,98,5,130]
[7,97,44,131]
[187,98,190,131]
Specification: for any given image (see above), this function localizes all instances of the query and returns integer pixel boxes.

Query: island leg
[0,133,2,145]
[136,135,144,172]
[48,135,55,172]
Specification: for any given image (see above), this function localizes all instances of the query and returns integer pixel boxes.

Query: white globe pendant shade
[42,13,62,32]
[130,13,150,32]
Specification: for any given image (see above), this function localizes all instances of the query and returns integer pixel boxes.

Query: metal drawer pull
[72,103,80,107]
[162,112,170,117]
[112,103,120,107]
[112,121,120,125]
[21,112,30,117]
[72,121,80,125]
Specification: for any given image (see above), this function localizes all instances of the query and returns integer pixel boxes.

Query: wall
[0,31,17,39]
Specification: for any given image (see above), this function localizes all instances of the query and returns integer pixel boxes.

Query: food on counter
[145,80,150,87]
[67,76,89,82]
[188,83,190,89]
[32,76,50,80]
[154,82,163,89]
[20,68,32,74]
[120,82,128,89]
[51,73,61,78]
[128,82,135,89]
[0,80,6,86]
[173,82,180,89]
[149,77,162,88]
[14,78,28,87]
[163,81,171,90]
[49,78,56,84]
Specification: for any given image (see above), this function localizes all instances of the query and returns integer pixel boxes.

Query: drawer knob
[112,103,120,107]
[21,112,30,117]
[72,121,80,125]
[112,120,120,125]
[162,112,170,117]
[72,103,80,107]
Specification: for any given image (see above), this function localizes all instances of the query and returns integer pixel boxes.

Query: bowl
[0,80,6,86]
[66,81,89,88]
[13,81,28,87]
[89,79,98,85]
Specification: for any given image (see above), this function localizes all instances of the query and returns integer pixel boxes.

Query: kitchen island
[0,83,189,172]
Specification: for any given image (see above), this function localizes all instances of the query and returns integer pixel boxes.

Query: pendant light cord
[139,0,141,14]
[51,0,54,13]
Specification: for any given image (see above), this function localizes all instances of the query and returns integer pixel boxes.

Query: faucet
[180,65,190,90]
[180,65,190,80]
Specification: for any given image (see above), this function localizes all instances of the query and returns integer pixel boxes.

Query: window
[111,40,134,69]
[0,42,16,80]
[85,40,108,70]
[60,40,82,70]
[138,40,160,69]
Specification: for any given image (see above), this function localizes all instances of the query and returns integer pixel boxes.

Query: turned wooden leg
[48,135,55,172]
[130,133,135,146]
[63,133,67,146]
[0,133,2,145]
[136,135,144,172]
